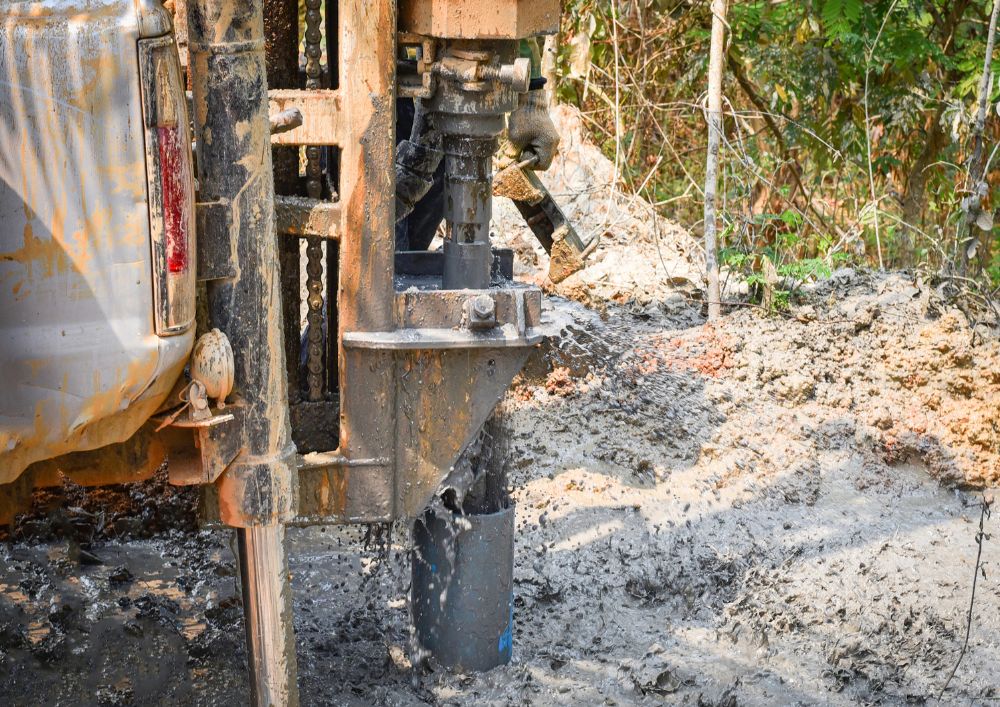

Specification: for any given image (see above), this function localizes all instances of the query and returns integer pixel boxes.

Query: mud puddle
[2,460,994,705]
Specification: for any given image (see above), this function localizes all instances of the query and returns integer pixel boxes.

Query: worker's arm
[395,99,443,223]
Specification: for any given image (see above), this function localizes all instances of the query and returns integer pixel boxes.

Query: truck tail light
[139,36,196,335]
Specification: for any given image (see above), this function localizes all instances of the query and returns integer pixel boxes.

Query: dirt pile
[499,114,1000,490]
[670,270,1000,488]
[493,105,703,308]
[494,270,999,704]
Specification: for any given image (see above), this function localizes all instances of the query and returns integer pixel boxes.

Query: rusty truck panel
[0,0,193,483]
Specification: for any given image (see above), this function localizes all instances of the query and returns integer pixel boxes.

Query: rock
[832,267,856,284]
[775,374,815,404]
[796,305,817,322]
[108,565,134,586]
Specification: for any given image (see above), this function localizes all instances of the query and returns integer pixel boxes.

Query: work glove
[506,90,560,171]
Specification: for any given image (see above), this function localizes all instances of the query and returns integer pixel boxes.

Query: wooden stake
[703,0,728,320]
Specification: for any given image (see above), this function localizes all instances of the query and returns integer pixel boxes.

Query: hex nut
[501,58,531,93]
[467,294,497,330]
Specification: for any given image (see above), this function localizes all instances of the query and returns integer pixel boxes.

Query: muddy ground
[3,108,1000,705]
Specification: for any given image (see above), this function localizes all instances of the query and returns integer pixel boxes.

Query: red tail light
[158,125,190,275]
[139,36,196,335]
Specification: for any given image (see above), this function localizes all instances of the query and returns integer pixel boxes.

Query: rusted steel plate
[0,472,33,526]
[19,427,164,490]
[393,347,532,518]
[342,329,544,350]
[294,456,395,524]
[160,411,242,487]
[399,0,560,39]
[393,286,542,330]
[274,195,341,239]
[268,89,344,146]
[334,0,398,521]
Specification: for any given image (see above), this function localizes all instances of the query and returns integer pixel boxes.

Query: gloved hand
[506,90,560,170]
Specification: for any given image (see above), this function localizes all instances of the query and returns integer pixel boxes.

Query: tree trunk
[542,34,559,107]
[703,0,728,320]
[957,0,1000,276]
[900,0,970,268]
[900,105,947,264]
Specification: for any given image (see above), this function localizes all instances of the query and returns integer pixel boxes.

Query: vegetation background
[550,0,1000,303]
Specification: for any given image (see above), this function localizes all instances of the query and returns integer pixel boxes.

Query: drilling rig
[0,0,562,703]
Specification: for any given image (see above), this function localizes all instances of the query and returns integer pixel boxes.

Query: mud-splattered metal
[0,0,194,486]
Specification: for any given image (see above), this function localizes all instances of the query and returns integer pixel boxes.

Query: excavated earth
[3,108,1000,705]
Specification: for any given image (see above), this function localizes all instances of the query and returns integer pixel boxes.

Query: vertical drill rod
[442,134,497,289]
[238,525,298,706]
[187,0,299,703]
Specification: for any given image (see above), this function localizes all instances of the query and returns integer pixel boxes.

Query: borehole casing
[412,503,515,671]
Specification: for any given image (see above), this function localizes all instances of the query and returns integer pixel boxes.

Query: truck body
[0,0,558,699]
[0,0,195,484]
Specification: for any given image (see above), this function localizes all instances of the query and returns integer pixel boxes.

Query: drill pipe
[187,0,299,702]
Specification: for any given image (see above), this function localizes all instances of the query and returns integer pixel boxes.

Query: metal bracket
[397,32,439,99]
[157,406,242,487]
[275,195,341,239]
[267,89,344,146]
[195,200,238,281]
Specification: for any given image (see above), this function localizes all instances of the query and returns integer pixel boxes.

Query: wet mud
[4,105,1000,706]
[3,270,999,704]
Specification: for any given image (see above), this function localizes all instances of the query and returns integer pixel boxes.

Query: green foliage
[721,209,838,310]
[557,0,1000,281]
[822,0,863,41]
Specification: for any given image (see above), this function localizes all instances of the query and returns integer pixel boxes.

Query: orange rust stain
[19,141,34,222]
[75,50,120,112]
[76,355,160,427]
[0,220,68,278]
[319,473,330,509]
[319,469,348,516]
[25,358,48,378]
[119,208,148,247]
[100,160,147,201]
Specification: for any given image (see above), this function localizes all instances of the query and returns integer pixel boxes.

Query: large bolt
[467,293,497,330]
[500,57,531,93]
[479,57,531,93]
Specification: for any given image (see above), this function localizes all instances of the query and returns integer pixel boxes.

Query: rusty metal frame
[0,0,553,528]
[398,0,560,39]
[265,0,549,524]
